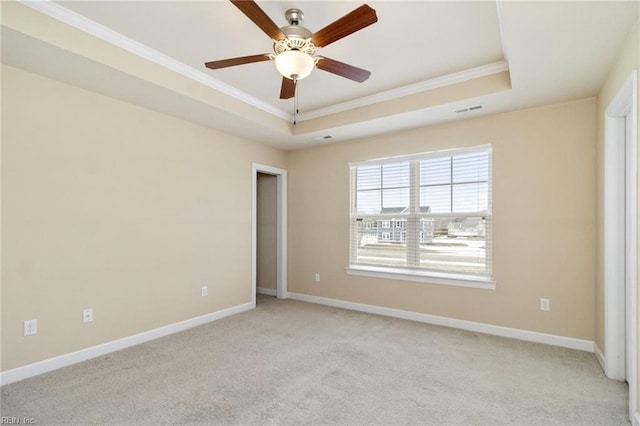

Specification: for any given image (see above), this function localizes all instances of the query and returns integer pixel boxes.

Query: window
[349,145,492,286]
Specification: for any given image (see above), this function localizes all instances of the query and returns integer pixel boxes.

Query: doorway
[604,70,637,421]
[256,172,278,298]
[252,163,287,306]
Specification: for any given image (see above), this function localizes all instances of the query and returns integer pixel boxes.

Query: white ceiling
[2,1,638,150]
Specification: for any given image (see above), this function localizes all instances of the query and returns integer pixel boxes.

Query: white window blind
[350,145,492,279]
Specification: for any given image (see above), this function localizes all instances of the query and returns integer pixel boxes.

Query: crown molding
[297,60,509,121]
[495,1,509,63]
[17,0,291,121]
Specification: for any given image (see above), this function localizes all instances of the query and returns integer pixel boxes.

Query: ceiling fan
[204,1,378,101]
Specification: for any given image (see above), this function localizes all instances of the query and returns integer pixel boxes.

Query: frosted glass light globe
[275,50,314,80]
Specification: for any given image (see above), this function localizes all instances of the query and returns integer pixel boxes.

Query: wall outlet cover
[83,308,94,323]
[24,319,37,336]
[540,298,551,311]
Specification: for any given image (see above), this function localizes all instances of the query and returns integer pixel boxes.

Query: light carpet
[1,295,629,425]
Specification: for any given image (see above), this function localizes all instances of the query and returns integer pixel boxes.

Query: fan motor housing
[281,25,312,39]
[275,9,315,56]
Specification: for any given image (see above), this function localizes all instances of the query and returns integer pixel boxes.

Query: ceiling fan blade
[311,4,377,48]
[230,0,286,41]
[316,57,371,83]
[280,77,296,99]
[205,54,272,70]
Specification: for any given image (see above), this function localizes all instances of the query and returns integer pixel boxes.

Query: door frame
[252,163,288,305]
[604,70,637,421]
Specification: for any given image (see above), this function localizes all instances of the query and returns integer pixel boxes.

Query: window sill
[345,265,496,290]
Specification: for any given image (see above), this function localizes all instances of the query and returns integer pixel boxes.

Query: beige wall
[594,20,639,407]
[1,65,286,371]
[288,97,597,340]
[257,173,277,291]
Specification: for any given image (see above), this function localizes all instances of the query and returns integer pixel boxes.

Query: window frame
[347,145,495,290]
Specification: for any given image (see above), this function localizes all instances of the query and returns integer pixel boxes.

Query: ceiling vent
[455,104,485,114]
[313,135,334,141]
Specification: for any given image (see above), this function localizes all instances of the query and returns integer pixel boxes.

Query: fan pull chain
[293,77,299,125]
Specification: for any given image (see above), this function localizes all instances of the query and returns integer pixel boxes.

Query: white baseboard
[256,287,277,296]
[287,292,594,352]
[594,343,605,372]
[0,302,254,386]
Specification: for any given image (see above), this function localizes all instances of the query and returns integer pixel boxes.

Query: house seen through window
[349,145,492,279]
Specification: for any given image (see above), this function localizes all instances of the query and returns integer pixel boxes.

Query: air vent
[455,104,485,114]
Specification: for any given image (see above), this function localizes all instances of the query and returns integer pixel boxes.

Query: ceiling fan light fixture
[206,2,377,100]
[275,50,315,80]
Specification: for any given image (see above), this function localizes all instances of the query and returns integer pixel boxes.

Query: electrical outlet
[201,286,208,297]
[24,319,37,336]
[314,273,320,282]
[540,298,550,311]
[83,308,93,323]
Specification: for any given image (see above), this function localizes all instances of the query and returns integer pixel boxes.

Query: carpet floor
[1,295,629,425]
